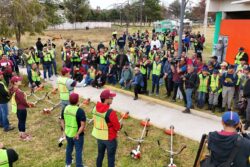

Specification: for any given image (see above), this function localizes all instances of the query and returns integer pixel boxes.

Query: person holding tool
[92,89,120,167]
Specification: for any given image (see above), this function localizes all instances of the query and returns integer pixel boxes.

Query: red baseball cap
[69,93,79,104]
[10,76,22,84]
[61,67,71,75]
[100,89,116,99]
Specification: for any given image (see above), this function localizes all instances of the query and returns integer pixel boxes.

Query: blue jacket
[163,60,172,78]
[132,72,144,87]
[221,72,238,87]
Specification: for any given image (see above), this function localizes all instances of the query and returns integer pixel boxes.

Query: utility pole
[178,0,186,58]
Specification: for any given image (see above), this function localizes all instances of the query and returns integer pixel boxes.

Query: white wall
[209,0,250,12]
[48,22,112,30]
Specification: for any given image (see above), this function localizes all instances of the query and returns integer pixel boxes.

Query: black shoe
[182,108,191,114]
[212,105,216,113]
[4,126,15,132]
[221,107,225,113]
[0,124,3,128]
[207,105,212,110]
[244,122,250,130]
[134,97,138,100]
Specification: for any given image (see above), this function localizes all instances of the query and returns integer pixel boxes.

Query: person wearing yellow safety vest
[61,93,86,167]
[208,70,221,112]
[9,76,33,141]
[48,44,58,76]
[29,47,40,67]
[41,47,53,81]
[92,89,120,167]
[197,67,209,108]
[109,36,117,50]
[0,71,14,132]
[140,56,150,94]
[150,55,162,96]
[235,47,248,66]
[98,49,108,74]
[56,67,85,110]
[239,66,250,102]
[147,50,156,79]
[24,48,35,84]
[31,63,42,89]
[0,142,19,167]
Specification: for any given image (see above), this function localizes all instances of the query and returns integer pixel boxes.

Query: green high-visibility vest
[34,52,40,63]
[0,149,9,167]
[100,54,107,65]
[48,49,55,59]
[64,105,79,138]
[63,51,71,61]
[236,64,244,85]
[27,53,35,65]
[152,61,161,76]
[235,52,245,65]
[110,54,117,65]
[198,74,209,93]
[210,75,221,93]
[148,52,155,61]
[57,76,70,101]
[92,107,109,140]
[140,61,147,75]
[88,69,96,79]
[43,52,52,62]
[11,92,17,114]
[71,51,80,63]
[110,39,116,48]
[31,70,40,82]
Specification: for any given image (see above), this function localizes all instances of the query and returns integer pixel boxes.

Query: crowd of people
[1,28,250,167]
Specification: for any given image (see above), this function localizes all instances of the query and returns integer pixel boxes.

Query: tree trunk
[15,25,21,47]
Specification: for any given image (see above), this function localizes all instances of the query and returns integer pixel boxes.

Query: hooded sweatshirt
[208,131,250,167]
[95,102,120,141]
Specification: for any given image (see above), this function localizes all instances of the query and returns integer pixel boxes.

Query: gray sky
[89,0,177,9]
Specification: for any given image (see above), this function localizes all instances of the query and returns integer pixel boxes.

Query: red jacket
[95,102,120,141]
[10,87,29,110]
[0,59,13,74]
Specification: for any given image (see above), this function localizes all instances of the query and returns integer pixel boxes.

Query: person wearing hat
[119,63,133,89]
[0,142,19,166]
[0,54,13,86]
[109,36,117,50]
[206,111,250,167]
[243,70,250,130]
[235,47,248,65]
[117,35,125,50]
[221,65,238,112]
[208,69,221,112]
[97,41,105,52]
[131,67,144,100]
[197,67,210,108]
[61,93,86,167]
[219,61,228,76]
[41,46,53,81]
[9,76,33,140]
[92,89,120,167]
[0,71,14,132]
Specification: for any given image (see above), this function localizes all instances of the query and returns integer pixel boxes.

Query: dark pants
[165,77,173,97]
[107,76,116,85]
[151,74,160,94]
[26,64,32,84]
[51,59,58,75]
[96,139,117,167]
[142,74,147,93]
[17,109,27,132]
[134,84,141,98]
[43,63,52,79]
[172,82,187,104]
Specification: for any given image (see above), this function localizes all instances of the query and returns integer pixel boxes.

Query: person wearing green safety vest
[92,89,120,167]
[147,50,156,79]
[208,70,221,112]
[235,47,248,65]
[239,66,250,102]
[48,44,58,76]
[99,49,108,74]
[197,67,209,108]
[0,71,13,132]
[9,76,33,141]
[61,93,86,167]
[151,55,162,96]
[30,47,40,66]
[31,63,42,89]
[23,48,34,84]
[109,36,117,49]
[0,142,19,167]
[41,47,53,81]
[158,33,165,48]
[109,49,117,65]
[140,56,150,94]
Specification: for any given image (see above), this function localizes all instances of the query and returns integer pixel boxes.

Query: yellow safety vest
[210,75,221,93]
[0,149,9,167]
[92,107,109,140]
[88,69,96,79]
[152,61,161,76]
[110,39,116,48]
[109,54,117,65]
[57,76,70,101]
[64,105,79,138]
[27,53,35,65]
[235,52,245,65]
[198,74,209,93]
[31,70,40,82]
[43,52,52,62]
[48,49,55,59]
[140,61,147,75]
[11,92,17,113]
[100,54,107,65]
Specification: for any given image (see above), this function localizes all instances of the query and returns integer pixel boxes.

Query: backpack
[200,135,242,167]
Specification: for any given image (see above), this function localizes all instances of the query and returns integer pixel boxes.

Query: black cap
[240,57,247,62]
[239,47,244,51]
[211,56,218,60]
[228,64,235,69]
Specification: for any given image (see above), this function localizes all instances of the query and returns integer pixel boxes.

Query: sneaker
[49,78,53,81]
[182,108,191,114]
[155,93,159,97]
[20,134,32,141]
[65,165,71,167]
[4,126,15,132]
[83,83,87,87]
[134,97,138,100]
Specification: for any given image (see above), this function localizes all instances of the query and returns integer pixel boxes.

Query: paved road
[20,68,222,141]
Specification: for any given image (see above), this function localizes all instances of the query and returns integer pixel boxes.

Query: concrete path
[20,68,222,141]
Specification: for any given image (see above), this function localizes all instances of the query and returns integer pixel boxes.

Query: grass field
[0,77,199,167]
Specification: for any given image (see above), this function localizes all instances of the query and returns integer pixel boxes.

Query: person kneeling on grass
[0,142,19,167]
[131,67,144,100]
[61,93,86,167]
[9,76,33,141]
[31,63,43,89]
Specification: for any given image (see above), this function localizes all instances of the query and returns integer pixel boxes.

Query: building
[208,0,250,64]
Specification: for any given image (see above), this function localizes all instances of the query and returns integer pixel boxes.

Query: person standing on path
[61,93,86,167]
[92,89,120,167]
[0,71,14,132]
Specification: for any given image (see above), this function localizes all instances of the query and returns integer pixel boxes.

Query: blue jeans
[198,92,206,107]
[185,88,193,109]
[119,78,131,89]
[66,135,84,167]
[152,74,160,94]
[51,59,57,75]
[61,100,69,111]
[43,63,52,79]
[96,139,117,167]
[0,103,10,130]
[26,64,32,84]
[99,64,107,74]
[85,76,93,85]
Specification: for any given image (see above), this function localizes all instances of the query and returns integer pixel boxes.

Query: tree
[43,0,64,26]
[189,0,206,21]
[143,0,163,23]
[0,0,48,46]
[64,0,90,24]
[168,0,180,18]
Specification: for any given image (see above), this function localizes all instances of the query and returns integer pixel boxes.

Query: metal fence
[48,22,112,30]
